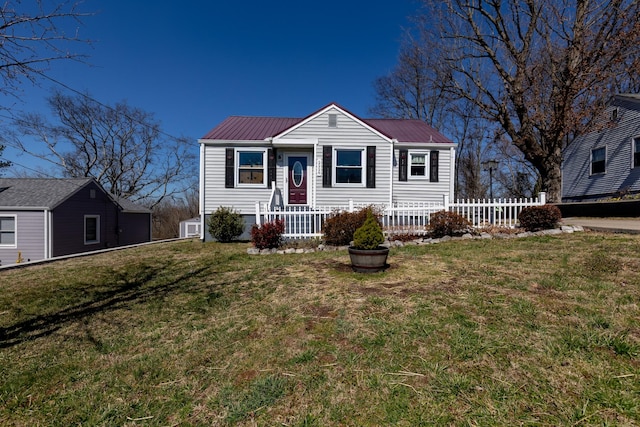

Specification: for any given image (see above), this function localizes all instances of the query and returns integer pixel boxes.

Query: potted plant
[348,210,389,273]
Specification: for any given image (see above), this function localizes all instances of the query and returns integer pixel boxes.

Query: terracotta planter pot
[348,246,390,273]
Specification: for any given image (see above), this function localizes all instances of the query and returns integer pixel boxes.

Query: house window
[634,138,640,168]
[0,215,16,246]
[409,152,428,178]
[84,215,100,245]
[591,147,606,175]
[335,148,364,185]
[237,150,266,186]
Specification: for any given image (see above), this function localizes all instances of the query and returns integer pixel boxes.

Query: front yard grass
[1,233,639,426]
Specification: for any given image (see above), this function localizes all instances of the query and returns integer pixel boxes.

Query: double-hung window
[335,149,364,185]
[409,152,428,178]
[84,215,100,245]
[591,147,606,175]
[0,215,16,247]
[237,150,266,186]
[634,138,640,168]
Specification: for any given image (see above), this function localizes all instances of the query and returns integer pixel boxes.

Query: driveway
[562,217,640,234]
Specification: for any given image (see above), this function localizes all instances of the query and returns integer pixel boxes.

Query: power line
[28,68,191,142]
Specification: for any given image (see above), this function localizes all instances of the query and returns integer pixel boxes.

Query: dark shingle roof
[0,178,93,208]
[201,105,453,144]
[0,178,150,213]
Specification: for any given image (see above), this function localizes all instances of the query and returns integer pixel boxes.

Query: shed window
[591,147,606,175]
[328,114,337,128]
[0,216,16,246]
[84,215,100,245]
[634,138,640,168]
[335,149,363,185]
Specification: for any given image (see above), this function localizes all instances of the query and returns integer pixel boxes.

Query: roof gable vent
[328,114,337,128]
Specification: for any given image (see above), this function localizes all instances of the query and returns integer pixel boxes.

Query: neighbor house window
[634,138,640,168]
[237,150,266,186]
[334,148,364,185]
[0,215,16,246]
[409,152,428,178]
[84,215,100,245]
[591,147,606,174]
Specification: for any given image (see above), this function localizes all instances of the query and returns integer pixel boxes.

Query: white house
[562,94,640,202]
[198,103,457,240]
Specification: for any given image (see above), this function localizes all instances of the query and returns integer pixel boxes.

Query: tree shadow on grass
[0,263,212,349]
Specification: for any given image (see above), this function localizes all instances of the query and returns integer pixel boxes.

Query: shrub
[427,210,473,238]
[353,211,385,249]
[518,204,562,231]
[251,219,285,249]
[207,206,245,242]
[323,206,380,246]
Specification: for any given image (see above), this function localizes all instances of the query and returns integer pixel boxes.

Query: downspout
[390,139,397,206]
[44,209,49,260]
[199,141,206,241]
[313,139,318,209]
[450,146,456,200]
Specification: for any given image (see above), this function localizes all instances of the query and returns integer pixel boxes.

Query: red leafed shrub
[323,206,380,246]
[427,210,473,238]
[251,219,285,249]
[518,204,562,231]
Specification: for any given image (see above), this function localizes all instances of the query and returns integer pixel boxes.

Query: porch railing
[256,193,546,239]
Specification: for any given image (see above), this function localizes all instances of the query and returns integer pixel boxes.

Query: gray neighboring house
[562,94,640,202]
[0,178,152,265]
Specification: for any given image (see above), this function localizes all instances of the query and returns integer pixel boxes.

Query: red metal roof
[201,116,302,140]
[365,119,453,144]
[201,109,453,144]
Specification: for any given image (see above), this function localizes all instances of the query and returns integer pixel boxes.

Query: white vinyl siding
[393,147,453,204]
[201,144,272,215]
[281,108,392,206]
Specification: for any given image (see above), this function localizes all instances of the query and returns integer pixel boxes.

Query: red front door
[288,156,307,204]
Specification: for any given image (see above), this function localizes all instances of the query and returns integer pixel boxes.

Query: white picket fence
[256,193,546,239]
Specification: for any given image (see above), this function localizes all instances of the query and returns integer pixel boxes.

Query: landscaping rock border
[246,225,585,255]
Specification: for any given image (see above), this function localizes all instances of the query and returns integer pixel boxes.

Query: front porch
[256,193,547,239]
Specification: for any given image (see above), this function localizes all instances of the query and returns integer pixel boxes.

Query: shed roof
[201,104,453,144]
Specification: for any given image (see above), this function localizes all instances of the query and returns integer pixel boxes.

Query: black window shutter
[225,148,234,188]
[430,150,439,182]
[323,145,332,187]
[399,149,408,182]
[267,148,276,188]
[366,146,376,188]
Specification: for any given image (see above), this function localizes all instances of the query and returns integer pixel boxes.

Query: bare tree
[419,0,640,202]
[152,189,199,239]
[0,0,90,102]
[0,145,10,173]
[11,91,196,207]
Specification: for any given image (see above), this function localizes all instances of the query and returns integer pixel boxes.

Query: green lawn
[1,233,639,426]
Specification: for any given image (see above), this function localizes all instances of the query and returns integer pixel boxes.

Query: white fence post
[255,202,261,227]
[539,192,546,205]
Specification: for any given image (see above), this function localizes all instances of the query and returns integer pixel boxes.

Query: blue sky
[2,0,421,175]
